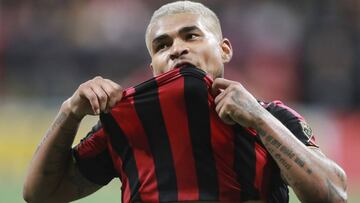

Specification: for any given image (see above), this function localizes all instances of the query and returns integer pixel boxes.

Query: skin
[23,77,124,202]
[148,13,231,79]
[23,12,347,203]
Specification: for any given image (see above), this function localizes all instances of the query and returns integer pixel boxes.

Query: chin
[206,69,223,80]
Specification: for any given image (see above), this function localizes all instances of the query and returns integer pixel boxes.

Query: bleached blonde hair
[145,1,223,54]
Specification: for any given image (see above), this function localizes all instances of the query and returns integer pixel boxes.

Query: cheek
[198,42,223,78]
[201,45,222,68]
[151,56,168,75]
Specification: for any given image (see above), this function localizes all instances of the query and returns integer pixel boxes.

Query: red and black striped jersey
[72,65,317,203]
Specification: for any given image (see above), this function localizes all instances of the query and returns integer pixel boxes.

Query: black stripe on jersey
[72,147,118,185]
[182,67,219,200]
[134,79,178,202]
[100,113,141,202]
[234,125,260,201]
[79,121,102,143]
[265,102,313,146]
[178,64,207,78]
[267,166,289,203]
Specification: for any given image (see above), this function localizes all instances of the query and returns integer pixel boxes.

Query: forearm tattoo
[35,112,67,154]
[256,128,313,175]
[35,112,78,176]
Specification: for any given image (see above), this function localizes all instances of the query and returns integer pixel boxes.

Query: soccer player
[23,1,347,202]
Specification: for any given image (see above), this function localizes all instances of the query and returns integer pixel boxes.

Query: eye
[186,33,199,40]
[155,44,169,53]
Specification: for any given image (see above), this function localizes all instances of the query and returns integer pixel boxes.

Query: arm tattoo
[273,153,292,170]
[231,91,264,120]
[257,127,313,175]
[35,112,67,154]
[35,112,78,176]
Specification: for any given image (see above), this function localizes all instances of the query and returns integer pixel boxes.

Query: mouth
[173,62,195,69]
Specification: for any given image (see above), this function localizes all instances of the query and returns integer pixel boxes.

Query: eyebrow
[178,25,201,35]
[152,26,201,46]
[152,34,170,46]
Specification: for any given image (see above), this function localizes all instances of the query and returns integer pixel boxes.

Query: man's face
[147,13,231,79]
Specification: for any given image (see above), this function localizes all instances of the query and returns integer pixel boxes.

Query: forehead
[148,13,208,41]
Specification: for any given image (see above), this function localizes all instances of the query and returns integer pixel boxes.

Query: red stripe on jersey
[108,144,131,203]
[157,75,199,200]
[209,105,241,201]
[111,91,159,202]
[77,128,108,158]
[254,142,268,199]
[207,74,240,201]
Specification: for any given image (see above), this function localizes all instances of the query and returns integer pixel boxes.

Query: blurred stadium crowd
[1,0,360,202]
[1,0,360,108]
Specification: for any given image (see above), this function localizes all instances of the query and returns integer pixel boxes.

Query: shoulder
[261,100,304,121]
[261,100,317,147]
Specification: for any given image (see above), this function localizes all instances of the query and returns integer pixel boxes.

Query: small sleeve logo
[300,120,313,140]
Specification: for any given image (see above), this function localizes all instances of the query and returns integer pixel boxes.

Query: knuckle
[116,85,123,91]
[227,84,234,91]
[223,97,230,104]
[98,94,107,102]
[92,76,103,82]
[236,83,243,89]
[108,91,117,98]
[215,106,221,113]
[223,104,230,111]
[89,95,97,103]
[108,99,115,106]
[78,83,87,90]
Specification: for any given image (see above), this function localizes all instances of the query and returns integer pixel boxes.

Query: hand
[212,78,264,127]
[64,76,124,120]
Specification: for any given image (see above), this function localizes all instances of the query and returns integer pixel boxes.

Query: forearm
[253,108,347,202]
[23,101,81,202]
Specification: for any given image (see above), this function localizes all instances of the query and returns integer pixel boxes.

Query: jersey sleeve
[265,100,318,147]
[72,121,118,185]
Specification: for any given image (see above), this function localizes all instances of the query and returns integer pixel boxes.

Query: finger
[92,77,123,113]
[212,78,235,92]
[98,82,116,112]
[214,89,229,105]
[215,96,226,114]
[80,87,100,114]
[215,96,236,125]
[99,81,122,112]
[105,79,122,90]
[105,79,124,102]
[218,103,236,125]
[90,84,109,112]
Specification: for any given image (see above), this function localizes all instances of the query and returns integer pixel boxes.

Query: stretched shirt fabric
[73,65,318,203]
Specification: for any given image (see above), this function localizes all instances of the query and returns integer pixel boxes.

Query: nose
[169,39,189,60]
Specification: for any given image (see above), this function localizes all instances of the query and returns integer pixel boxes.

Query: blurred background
[1,0,359,202]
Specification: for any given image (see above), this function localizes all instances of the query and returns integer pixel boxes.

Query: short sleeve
[265,101,318,147]
[72,121,118,185]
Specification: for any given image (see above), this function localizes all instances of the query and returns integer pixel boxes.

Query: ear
[220,38,233,63]
[149,63,158,76]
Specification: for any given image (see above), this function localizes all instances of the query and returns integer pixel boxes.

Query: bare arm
[23,76,123,202]
[212,78,347,203]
